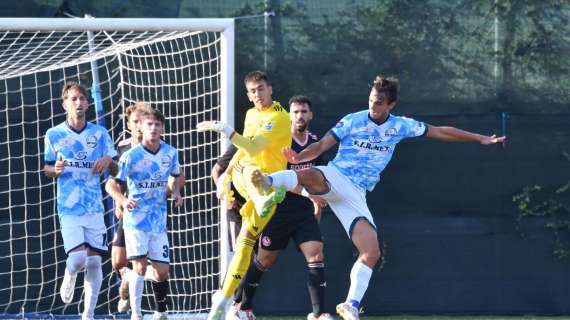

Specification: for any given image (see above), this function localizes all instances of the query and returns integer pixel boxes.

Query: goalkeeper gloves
[196,120,235,138]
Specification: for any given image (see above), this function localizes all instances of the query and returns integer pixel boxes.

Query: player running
[106,108,183,320]
[43,82,117,320]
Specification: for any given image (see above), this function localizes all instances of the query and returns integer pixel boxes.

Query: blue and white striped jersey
[115,141,180,233]
[329,110,427,192]
[44,121,117,216]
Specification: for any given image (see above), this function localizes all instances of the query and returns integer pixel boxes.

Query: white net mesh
[0,27,228,316]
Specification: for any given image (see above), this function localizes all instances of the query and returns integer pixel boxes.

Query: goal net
[0,18,234,317]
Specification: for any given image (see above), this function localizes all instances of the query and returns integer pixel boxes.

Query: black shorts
[258,194,322,251]
[111,219,126,247]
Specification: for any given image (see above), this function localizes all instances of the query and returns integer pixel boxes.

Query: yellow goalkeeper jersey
[238,101,291,173]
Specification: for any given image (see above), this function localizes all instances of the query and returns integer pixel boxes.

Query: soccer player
[253,76,506,320]
[106,108,183,320]
[111,102,147,312]
[111,102,186,314]
[43,82,117,320]
[226,95,331,320]
[196,71,292,320]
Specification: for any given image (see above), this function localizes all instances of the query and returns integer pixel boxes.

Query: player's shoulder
[390,114,420,126]
[160,141,178,154]
[270,101,287,113]
[306,130,319,142]
[118,137,132,148]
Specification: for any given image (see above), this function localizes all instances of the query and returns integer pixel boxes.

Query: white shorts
[59,214,107,254]
[313,164,376,237]
[124,228,170,264]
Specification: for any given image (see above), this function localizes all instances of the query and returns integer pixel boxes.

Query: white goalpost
[0,17,233,317]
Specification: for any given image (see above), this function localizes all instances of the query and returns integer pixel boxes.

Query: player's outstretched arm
[284,133,338,164]
[196,120,270,156]
[426,125,506,145]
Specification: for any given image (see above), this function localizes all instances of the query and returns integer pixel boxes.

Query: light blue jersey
[330,110,427,192]
[115,141,180,233]
[44,122,118,216]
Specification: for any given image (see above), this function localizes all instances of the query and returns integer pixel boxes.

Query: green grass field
[257,317,570,320]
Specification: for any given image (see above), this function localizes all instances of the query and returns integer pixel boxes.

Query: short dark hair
[142,108,165,124]
[372,76,399,103]
[61,81,89,101]
[244,70,271,87]
[288,95,312,110]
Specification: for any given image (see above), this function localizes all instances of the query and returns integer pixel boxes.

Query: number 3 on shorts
[162,245,169,258]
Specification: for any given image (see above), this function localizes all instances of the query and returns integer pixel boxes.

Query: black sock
[152,279,169,312]
[239,257,266,310]
[307,261,325,316]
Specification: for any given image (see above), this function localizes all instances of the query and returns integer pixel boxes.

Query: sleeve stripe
[45,160,56,165]
[114,178,126,185]
[328,130,341,142]
[420,123,429,137]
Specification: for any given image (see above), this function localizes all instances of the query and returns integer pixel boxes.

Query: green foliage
[232,0,570,113]
[513,179,570,258]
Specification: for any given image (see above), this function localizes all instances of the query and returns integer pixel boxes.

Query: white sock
[66,251,87,274]
[120,266,132,279]
[129,272,145,318]
[269,170,298,191]
[83,255,102,318]
[346,261,373,305]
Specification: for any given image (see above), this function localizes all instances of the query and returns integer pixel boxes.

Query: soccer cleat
[152,311,168,320]
[235,309,256,320]
[253,186,286,218]
[250,169,272,195]
[207,291,228,320]
[336,303,359,320]
[225,303,241,320]
[117,271,130,312]
[307,313,335,320]
[117,297,130,313]
[59,269,77,304]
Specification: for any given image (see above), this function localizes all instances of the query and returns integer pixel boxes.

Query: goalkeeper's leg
[208,198,278,320]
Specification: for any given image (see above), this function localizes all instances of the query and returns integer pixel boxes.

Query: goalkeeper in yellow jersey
[196,71,292,320]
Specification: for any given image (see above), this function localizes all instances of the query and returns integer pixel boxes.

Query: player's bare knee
[112,253,127,272]
[154,265,169,282]
[255,253,276,269]
[361,246,381,266]
[297,169,327,194]
[132,261,146,276]
[301,241,324,262]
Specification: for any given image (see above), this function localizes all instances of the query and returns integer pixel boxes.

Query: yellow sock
[221,236,255,298]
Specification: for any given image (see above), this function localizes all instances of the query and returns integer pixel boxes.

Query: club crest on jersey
[74,151,88,160]
[161,155,172,167]
[261,236,271,247]
[86,135,97,148]
[262,122,273,131]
